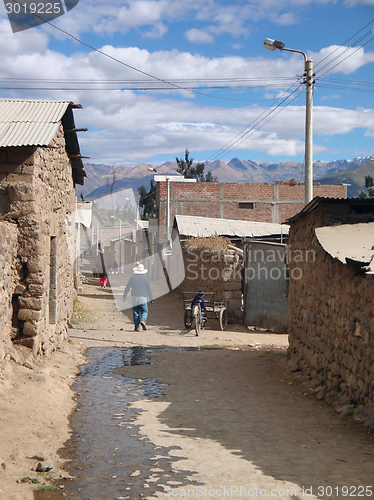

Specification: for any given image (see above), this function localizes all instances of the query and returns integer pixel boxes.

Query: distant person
[191,290,207,311]
[92,261,100,277]
[99,261,109,288]
[123,262,154,332]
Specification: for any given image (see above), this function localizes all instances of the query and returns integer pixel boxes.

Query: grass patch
[20,477,39,484]
[34,485,57,491]
[70,300,95,325]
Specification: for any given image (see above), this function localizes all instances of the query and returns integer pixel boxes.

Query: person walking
[123,262,154,332]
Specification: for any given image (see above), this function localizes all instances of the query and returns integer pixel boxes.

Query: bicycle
[183,291,228,334]
[191,301,206,336]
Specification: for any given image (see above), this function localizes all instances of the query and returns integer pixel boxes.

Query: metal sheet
[244,240,288,331]
[315,222,374,265]
[175,214,289,238]
[0,99,70,147]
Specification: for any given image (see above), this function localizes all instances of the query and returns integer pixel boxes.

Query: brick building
[156,181,347,226]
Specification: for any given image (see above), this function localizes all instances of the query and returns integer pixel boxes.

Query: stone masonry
[287,201,374,424]
[180,237,244,323]
[0,124,78,358]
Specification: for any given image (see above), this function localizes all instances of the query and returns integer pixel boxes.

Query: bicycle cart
[182,291,229,335]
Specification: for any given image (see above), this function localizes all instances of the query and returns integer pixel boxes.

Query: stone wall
[156,181,346,226]
[0,124,77,357]
[0,222,19,370]
[180,237,244,323]
[287,204,374,424]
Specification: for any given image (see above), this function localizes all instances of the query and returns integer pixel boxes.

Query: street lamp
[263,38,314,205]
[111,215,122,272]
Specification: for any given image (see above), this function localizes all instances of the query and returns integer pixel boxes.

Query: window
[238,202,254,209]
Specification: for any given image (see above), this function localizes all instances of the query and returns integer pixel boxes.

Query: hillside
[316,160,374,198]
[78,156,374,200]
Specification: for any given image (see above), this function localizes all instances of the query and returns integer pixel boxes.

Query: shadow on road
[118,348,374,497]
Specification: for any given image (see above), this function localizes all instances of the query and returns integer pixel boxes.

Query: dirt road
[66,279,374,500]
[1,277,373,500]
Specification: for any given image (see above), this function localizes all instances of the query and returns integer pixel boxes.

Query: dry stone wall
[288,205,374,425]
[0,124,76,358]
[180,237,244,323]
[0,222,19,371]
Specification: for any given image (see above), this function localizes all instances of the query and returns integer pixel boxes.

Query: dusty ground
[0,341,84,500]
[0,277,373,499]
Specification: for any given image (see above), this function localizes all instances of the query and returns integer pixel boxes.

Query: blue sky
[0,0,374,167]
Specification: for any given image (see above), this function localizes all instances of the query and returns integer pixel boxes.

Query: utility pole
[264,38,314,205]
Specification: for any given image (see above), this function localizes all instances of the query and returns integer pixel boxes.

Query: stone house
[174,215,290,324]
[0,99,86,364]
[287,197,374,423]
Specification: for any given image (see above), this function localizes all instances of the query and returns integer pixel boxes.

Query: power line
[314,18,374,72]
[6,0,294,104]
[211,85,304,162]
[209,19,374,161]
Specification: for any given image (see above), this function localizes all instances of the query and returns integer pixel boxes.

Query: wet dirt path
[34,281,374,500]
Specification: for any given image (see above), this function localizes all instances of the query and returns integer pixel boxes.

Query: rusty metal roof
[0,99,86,185]
[288,196,374,223]
[175,215,289,238]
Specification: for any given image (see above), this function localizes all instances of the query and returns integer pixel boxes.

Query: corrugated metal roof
[0,99,70,147]
[315,222,374,270]
[175,215,289,238]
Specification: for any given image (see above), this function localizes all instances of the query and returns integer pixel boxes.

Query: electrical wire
[210,19,374,161]
[211,85,304,162]
[7,0,374,161]
[314,18,374,72]
[5,0,295,104]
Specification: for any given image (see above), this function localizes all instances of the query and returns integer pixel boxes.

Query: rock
[311,385,327,400]
[287,359,299,372]
[335,404,355,415]
[36,461,54,472]
[324,390,340,405]
[270,326,287,334]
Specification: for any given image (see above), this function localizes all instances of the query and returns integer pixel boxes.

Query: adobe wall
[180,237,244,323]
[0,124,76,357]
[156,181,346,226]
[0,222,19,371]
[287,206,374,424]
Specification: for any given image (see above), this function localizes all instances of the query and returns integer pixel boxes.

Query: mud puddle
[34,346,199,500]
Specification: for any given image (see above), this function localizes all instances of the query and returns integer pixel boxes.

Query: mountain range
[78,156,374,200]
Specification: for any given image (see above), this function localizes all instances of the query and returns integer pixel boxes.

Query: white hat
[133,263,148,274]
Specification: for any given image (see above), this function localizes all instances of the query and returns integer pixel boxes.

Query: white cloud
[0,15,373,164]
[185,28,214,44]
[273,12,299,25]
[143,22,168,38]
[313,46,374,75]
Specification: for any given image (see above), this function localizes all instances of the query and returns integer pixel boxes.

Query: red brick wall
[156,182,345,225]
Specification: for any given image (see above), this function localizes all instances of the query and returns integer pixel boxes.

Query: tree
[138,180,156,219]
[176,149,218,182]
[359,175,374,199]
